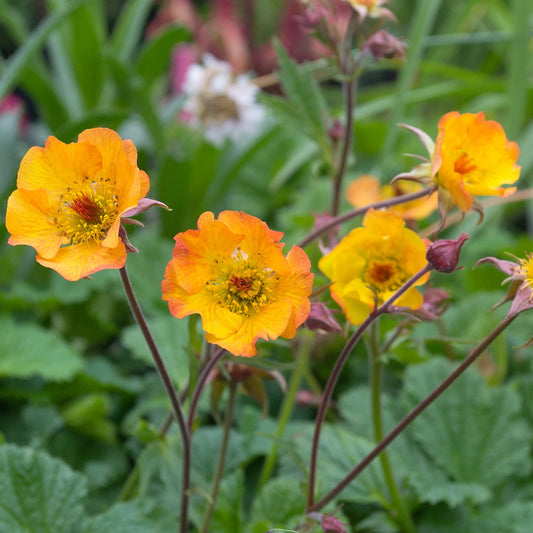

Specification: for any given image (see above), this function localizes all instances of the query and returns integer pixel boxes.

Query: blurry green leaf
[82,501,160,533]
[0,111,22,198]
[0,317,83,381]
[122,314,190,389]
[273,39,330,155]
[403,358,531,487]
[0,444,87,533]
[278,423,387,505]
[22,405,63,447]
[0,0,29,44]
[62,393,116,443]
[18,65,70,130]
[65,3,105,109]
[250,477,306,533]
[0,0,89,101]
[111,0,153,63]
[136,26,190,86]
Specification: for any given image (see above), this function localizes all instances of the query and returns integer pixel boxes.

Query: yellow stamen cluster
[207,252,278,316]
[55,177,118,245]
[517,254,533,296]
[364,257,404,294]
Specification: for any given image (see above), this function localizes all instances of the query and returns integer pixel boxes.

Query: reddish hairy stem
[298,186,436,248]
[119,266,191,533]
[307,264,432,510]
[309,313,516,512]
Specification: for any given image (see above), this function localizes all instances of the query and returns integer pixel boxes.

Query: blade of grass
[0,0,90,102]
[111,0,153,64]
[505,0,531,138]
[378,0,442,175]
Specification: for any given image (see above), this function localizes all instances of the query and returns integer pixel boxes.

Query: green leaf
[121,314,190,389]
[403,358,532,488]
[250,477,306,533]
[62,393,116,443]
[82,501,160,533]
[136,26,190,86]
[273,39,330,154]
[0,444,87,533]
[0,0,90,101]
[0,317,84,381]
[111,0,153,63]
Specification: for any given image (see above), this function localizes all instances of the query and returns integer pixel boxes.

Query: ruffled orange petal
[17,138,102,197]
[36,239,127,281]
[6,188,67,259]
[346,175,382,208]
[218,211,288,272]
[172,212,244,294]
[208,298,293,357]
[278,246,314,338]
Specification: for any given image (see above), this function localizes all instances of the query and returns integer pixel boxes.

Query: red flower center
[229,275,253,291]
[454,152,477,175]
[69,195,101,223]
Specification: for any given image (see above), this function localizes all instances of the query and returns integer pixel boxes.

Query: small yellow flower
[161,211,314,357]
[432,112,520,212]
[6,128,150,281]
[346,174,437,220]
[319,209,429,325]
[345,0,395,21]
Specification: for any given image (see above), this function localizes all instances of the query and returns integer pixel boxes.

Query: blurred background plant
[1,0,533,532]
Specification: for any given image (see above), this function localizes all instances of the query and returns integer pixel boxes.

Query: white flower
[182,54,265,146]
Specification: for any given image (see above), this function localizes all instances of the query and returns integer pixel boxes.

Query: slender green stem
[188,347,226,431]
[309,313,517,512]
[368,323,415,533]
[306,264,432,509]
[119,266,190,533]
[258,334,313,488]
[200,381,238,533]
[298,186,435,248]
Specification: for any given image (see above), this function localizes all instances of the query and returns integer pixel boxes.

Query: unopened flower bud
[362,30,407,60]
[328,118,345,142]
[426,233,469,273]
[305,302,343,334]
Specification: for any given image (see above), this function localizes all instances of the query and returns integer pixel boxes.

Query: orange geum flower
[319,209,429,325]
[161,211,314,357]
[346,174,437,220]
[432,111,520,213]
[5,128,158,281]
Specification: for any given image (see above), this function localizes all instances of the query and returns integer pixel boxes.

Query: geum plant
[3,0,533,532]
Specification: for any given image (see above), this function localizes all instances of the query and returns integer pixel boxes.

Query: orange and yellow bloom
[162,211,314,357]
[346,174,437,220]
[319,209,429,325]
[345,0,395,21]
[6,128,151,281]
[432,112,520,212]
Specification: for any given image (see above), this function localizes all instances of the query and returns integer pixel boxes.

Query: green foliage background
[0,0,533,531]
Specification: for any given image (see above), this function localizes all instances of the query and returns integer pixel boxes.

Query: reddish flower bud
[305,302,343,334]
[328,118,345,142]
[426,233,469,273]
[362,30,407,60]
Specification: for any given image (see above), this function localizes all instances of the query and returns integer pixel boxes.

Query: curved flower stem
[306,264,432,510]
[187,346,226,431]
[200,381,238,533]
[258,333,313,489]
[368,323,415,533]
[331,12,358,217]
[298,186,435,248]
[309,313,516,512]
[119,266,190,533]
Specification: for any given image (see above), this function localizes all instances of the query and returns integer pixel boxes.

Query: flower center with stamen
[454,152,477,176]
[207,254,278,316]
[364,258,403,292]
[55,177,119,245]
[198,93,240,123]
[517,254,533,298]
